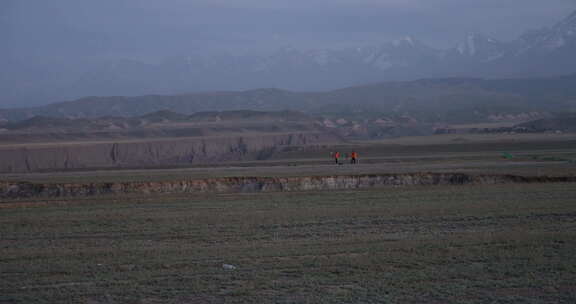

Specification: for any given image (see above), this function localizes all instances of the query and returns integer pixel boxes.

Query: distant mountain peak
[553,9,576,38]
[523,10,576,51]
[556,9,576,28]
[454,33,505,61]
[392,36,417,47]
[3,8,576,106]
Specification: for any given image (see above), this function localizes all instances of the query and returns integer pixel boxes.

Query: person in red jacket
[333,151,340,164]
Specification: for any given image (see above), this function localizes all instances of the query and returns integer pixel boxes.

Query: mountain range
[2,10,576,107]
[2,73,576,127]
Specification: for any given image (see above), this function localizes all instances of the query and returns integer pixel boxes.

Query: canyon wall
[0,132,336,173]
[1,173,574,199]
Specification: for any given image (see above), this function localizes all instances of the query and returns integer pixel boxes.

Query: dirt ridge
[1,173,575,199]
[0,132,337,173]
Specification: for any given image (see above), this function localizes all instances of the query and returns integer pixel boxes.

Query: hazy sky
[3,0,575,61]
[1,0,575,108]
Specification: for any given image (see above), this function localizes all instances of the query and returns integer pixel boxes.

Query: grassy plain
[1,132,576,184]
[1,133,576,303]
[2,183,576,303]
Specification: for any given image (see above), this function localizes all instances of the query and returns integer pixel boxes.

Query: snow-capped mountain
[495,10,576,77]
[72,9,576,90]
[4,10,576,106]
[359,36,440,70]
[237,37,438,74]
[449,33,508,62]
[523,10,576,51]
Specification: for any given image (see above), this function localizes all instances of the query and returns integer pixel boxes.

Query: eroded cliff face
[1,173,574,199]
[0,132,337,173]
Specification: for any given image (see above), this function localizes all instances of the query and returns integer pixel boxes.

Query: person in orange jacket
[350,151,358,164]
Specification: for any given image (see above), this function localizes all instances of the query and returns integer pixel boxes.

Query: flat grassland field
[2,185,576,303]
[1,135,576,303]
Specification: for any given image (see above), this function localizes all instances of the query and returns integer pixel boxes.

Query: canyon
[0,132,337,173]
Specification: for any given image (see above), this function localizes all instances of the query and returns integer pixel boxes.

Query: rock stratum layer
[0,132,336,173]
[2,173,575,199]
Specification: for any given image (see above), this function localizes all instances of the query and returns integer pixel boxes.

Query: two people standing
[331,151,359,165]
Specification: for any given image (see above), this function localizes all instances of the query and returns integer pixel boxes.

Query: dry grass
[354,132,576,146]
[2,148,575,185]
[1,183,576,303]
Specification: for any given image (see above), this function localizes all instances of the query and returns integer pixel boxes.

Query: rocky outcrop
[1,173,574,199]
[0,132,338,173]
